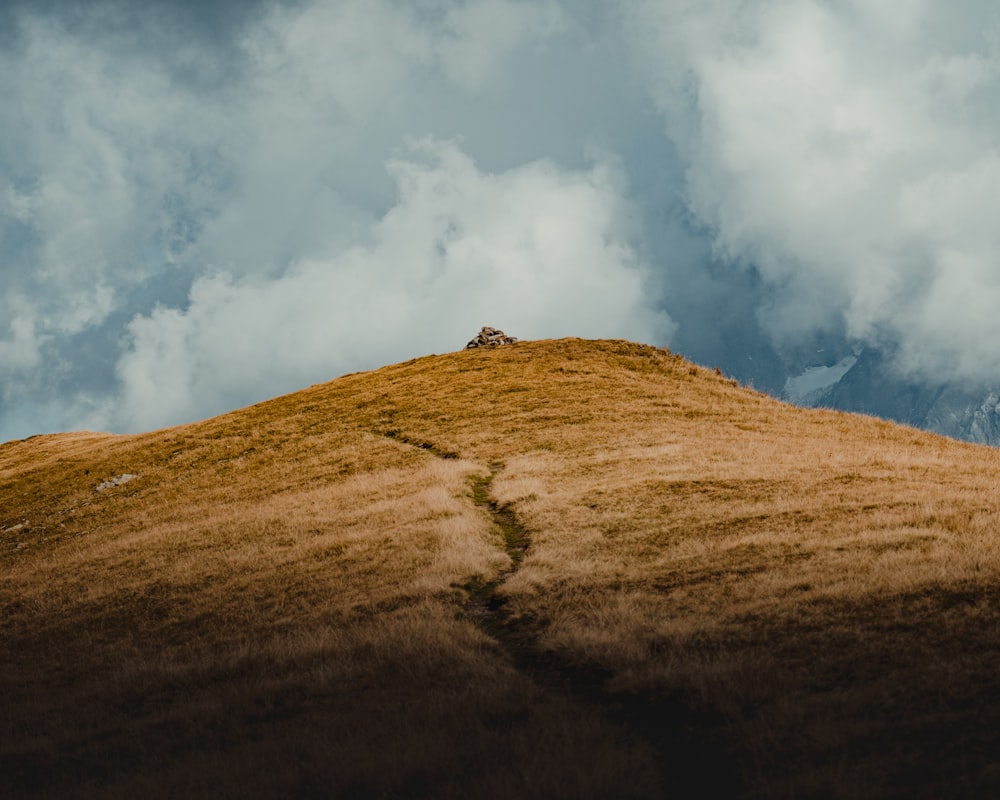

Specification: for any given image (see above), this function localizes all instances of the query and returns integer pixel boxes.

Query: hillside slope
[4,339,1000,798]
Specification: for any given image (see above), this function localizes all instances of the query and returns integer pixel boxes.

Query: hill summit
[4,338,1000,798]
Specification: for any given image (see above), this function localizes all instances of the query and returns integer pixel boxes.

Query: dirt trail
[462,462,529,637]
[381,433,741,798]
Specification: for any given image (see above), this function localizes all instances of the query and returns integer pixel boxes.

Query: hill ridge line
[11,337,1000,796]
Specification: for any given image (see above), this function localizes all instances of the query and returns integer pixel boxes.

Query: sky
[3,0,1000,440]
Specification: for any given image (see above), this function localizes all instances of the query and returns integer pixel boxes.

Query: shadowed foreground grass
[4,338,1000,798]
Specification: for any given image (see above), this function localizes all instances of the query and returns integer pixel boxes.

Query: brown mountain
[4,338,1000,799]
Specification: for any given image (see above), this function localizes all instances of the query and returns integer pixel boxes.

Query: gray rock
[465,326,519,349]
[96,473,139,492]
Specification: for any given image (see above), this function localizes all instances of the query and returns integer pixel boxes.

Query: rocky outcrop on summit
[465,326,518,349]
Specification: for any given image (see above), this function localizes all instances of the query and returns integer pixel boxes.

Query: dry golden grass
[4,338,1000,797]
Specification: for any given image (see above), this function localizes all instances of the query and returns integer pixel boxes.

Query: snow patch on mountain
[783,356,858,406]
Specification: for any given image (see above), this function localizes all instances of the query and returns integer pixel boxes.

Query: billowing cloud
[114,140,670,430]
[0,4,240,390]
[626,0,1000,386]
[7,0,1000,442]
[0,0,670,440]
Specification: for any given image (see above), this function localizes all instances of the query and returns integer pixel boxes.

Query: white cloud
[3,0,657,440]
[0,311,43,373]
[24,0,1000,440]
[113,140,672,431]
[627,0,1000,384]
[166,0,578,280]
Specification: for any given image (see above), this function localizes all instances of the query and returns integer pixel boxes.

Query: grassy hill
[4,338,1000,798]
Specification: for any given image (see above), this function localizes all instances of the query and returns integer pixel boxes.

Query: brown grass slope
[4,338,1000,798]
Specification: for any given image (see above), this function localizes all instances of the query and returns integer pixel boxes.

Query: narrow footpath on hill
[377,429,741,798]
